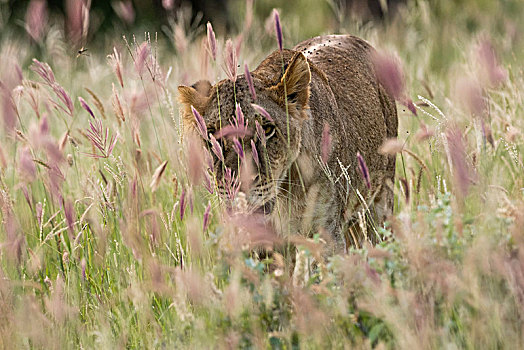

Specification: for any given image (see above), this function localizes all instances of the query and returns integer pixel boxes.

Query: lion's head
[178,52,311,213]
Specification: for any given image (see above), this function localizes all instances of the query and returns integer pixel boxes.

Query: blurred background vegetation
[1,0,523,78]
[2,0,522,49]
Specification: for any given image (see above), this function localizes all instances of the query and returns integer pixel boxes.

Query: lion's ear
[273,52,311,109]
[191,80,212,97]
[178,83,209,112]
[177,83,210,126]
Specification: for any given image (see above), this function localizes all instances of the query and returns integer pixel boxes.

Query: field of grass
[1,0,524,348]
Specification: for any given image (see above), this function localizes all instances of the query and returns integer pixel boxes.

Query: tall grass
[1,0,524,348]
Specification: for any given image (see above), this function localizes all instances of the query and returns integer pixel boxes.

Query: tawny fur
[178,35,398,254]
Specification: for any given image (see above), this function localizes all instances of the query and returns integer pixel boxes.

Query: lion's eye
[263,124,276,138]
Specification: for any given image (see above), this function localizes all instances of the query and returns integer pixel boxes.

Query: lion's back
[294,34,375,71]
[296,35,397,187]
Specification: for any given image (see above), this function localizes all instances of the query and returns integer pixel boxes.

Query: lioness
[178,35,397,254]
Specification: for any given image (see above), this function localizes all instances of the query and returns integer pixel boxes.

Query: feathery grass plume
[65,0,89,46]
[45,274,74,325]
[188,188,194,215]
[46,164,65,200]
[187,216,204,258]
[250,139,259,168]
[144,50,165,86]
[0,143,7,168]
[399,177,410,203]
[200,37,210,78]
[0,54,22,93]
[244,64,257,101]
[240,155,255,193]
[52,85,74,116]
[108,47,124,88]
[206,22,217,62]
[372,51,404,100]
[235,103,248,131]
[174,268,212,306]
[292,289,329,338]
[78,97,95,118]
[223,272,245,319]
[25,0,47,42]
[44,140,63,167]
[35,202,43,226]
[30,59,55,86]
[84,120,118,158]
[58,130,69,152]
[215,104,251,139]
[80,258,86,280]
[455,77,487,117]
[244,0,253,32]
[1,90,16,132]
[357,152,371,189]
[173,22,189,55]
[379,138,404,155]
[232,138,244,160]
[127,90,149,117]
[15,64,23,85]
[372,51,416,116]
[203,201,211,231]
[477,38,507,88]
[84,88,106,119]
[215,125,252,139]
[20,185,33,211]
[129,174,138,201]
[415,122,435,142]
[30,59,74,116]
[63,198,75,237]
[147,258,167,292]
[111,83,125,122]
[321,122,331,163]
[406,100,417,115]
[255,120,266,147]
[203,170,214,194]
[209,134,224,161]
[150,160,168,192]
[28,113,49,152]
[223,167,240,202]
[204,147,214,173]
[23,82,41,119]
[191,105,208,141]
[224,39,238,83]
[0,192,23,264]
[135,42,150,77]
[446,127,475,198]
[39,112,49,134]
[234,34,243,58]
[112,1,135,25]
[179,188,186,220]
[229,213,282,249]
[251,103,273,122]
[505,125,520,143]
[186,135,205,184]
[18,147,36,182]
[272,9,283,51]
